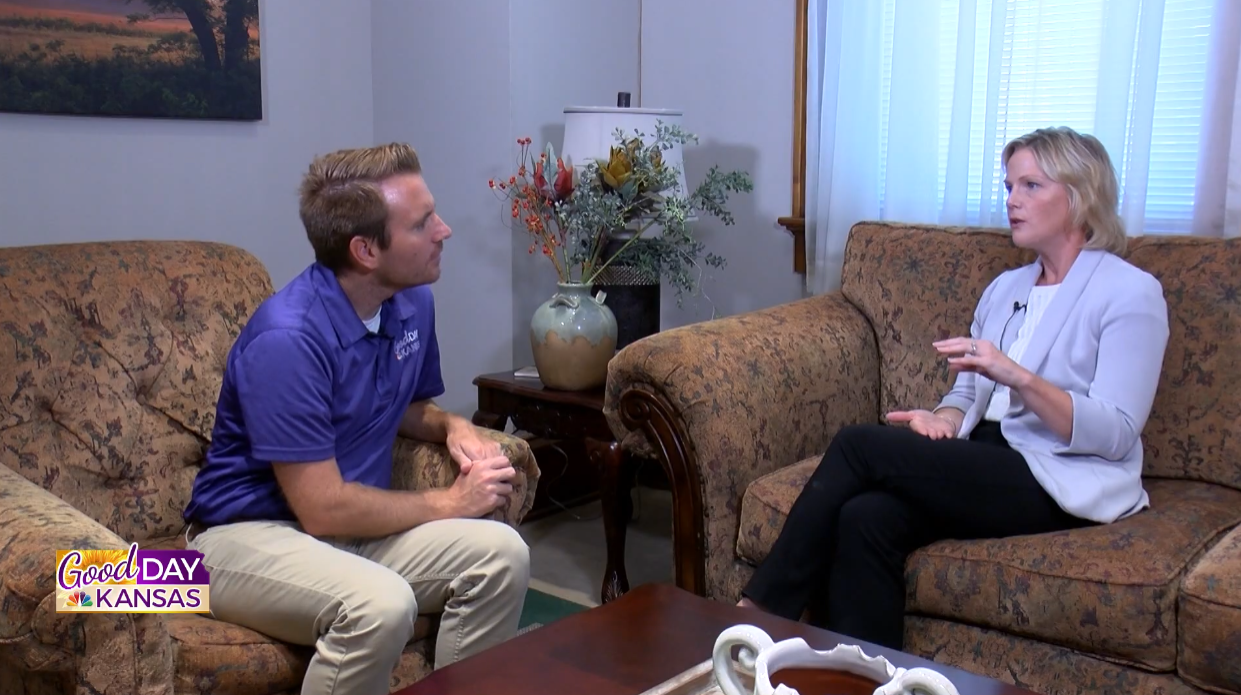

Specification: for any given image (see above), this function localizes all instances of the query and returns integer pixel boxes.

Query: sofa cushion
[904,616,1204,695]
[1179,524,1241,694]
[167,613,435,695]
[0,242,272,544]
[736,457,818,565]
[908,479,1241,672]
[1124,235,1241,492]
[140,534,436,694]
[839,223,1033,418]
[167,613,309,694]
[737,468,1241,673]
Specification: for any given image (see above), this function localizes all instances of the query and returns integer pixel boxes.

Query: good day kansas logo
[55,543,210,613]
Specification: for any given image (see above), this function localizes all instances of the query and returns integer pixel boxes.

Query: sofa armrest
[603,292,880,599]
[391,429,541,527]
[0,464,173,693]
[1179,523,1241,693]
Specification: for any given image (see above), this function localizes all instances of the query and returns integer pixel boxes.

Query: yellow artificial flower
[600,146,633,189]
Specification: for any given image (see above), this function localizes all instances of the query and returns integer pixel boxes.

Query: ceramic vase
[530,283,618,391]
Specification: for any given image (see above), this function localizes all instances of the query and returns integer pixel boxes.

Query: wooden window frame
[778,0,809,274]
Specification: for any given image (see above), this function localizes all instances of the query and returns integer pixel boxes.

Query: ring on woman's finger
[970,339,977,355]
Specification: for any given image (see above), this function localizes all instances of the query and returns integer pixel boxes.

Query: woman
[738,126,1170,650]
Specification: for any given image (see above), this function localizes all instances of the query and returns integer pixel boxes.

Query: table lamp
[560,94,691,221]
[558,93,689,350]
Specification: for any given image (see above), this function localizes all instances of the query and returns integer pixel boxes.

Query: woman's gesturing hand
[933,337,1032,389]
[885,409,958,440]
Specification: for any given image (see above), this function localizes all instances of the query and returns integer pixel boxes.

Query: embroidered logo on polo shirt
[395,330,421,361]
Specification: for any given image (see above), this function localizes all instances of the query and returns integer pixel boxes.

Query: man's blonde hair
[298,143,422,271]
[1002,127,1127,255]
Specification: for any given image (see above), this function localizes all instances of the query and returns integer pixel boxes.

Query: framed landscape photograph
[0,0,262,121]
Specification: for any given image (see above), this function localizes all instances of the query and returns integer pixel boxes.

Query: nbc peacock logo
[66,591,92,608]
[56,543,210,614]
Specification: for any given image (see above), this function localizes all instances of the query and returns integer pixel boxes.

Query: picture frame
[0,0,263,121]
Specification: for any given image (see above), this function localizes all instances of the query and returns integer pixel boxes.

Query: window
[784,0,1216,271]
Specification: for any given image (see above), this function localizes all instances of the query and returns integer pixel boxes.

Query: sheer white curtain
[805,0,1241,295]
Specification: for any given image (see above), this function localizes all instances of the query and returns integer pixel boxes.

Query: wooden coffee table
[396,583,1036,695]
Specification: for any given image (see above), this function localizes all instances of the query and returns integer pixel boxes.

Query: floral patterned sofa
[0,241,539,695]
[603,222,1241,695]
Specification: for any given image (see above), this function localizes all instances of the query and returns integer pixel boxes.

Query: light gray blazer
[935,249,1170,524]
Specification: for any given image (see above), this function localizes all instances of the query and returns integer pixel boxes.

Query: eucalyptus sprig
[491,122,754,305]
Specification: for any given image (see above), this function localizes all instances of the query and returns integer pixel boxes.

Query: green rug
[517,588,591,631]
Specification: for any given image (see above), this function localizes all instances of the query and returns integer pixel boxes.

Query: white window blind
[1147,0,1213,232]
[874,0,1213,234]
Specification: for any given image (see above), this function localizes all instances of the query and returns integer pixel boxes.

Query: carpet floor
[519,489,673,604]
[517,582,592,632]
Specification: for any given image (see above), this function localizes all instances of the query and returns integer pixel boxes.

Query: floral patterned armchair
[0,241,539,695]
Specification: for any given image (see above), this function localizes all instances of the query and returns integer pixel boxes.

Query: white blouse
[983,283,1060,422]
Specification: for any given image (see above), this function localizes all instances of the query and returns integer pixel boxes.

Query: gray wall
[509,0,642,370]
[0,0,805,417]
[0,0,375,291]
[372,0,640,415]
[372,0,514,416]
[641,0,804,331]
[506,0,803,368]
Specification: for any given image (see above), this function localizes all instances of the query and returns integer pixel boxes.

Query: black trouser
[741,421,1092,650]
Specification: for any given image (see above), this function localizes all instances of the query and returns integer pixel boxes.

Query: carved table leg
[586,438,637,604]
[472,410,506,430]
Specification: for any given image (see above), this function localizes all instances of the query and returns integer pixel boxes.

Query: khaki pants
[187,518,529,695]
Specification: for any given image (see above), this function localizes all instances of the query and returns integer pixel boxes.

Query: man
[183,142,529,695]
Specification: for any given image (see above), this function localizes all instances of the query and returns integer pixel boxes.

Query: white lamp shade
[561,106,689,203]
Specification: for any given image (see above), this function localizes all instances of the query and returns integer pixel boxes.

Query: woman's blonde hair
[1001,127,1127,255]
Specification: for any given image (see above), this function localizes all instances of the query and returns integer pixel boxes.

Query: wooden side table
[472,371,638,603]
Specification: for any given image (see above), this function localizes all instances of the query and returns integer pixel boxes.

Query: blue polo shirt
[183,263,444,527]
